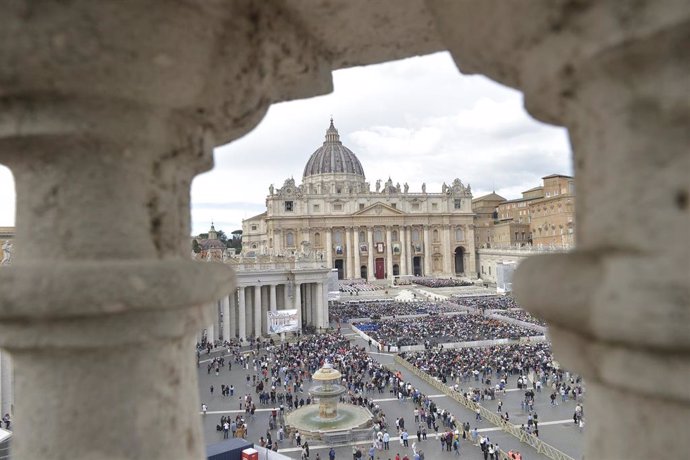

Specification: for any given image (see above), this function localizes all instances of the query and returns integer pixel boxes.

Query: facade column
[325,229,333,270]
[400,225,408,276]
[367,227,375,281]
[467,226,477,278]
[305,284,313,325]
[423,225,432,276]
[294,283,302,331]
[353,228,361,279]
[269,284,277,312]
[345,227,353,279]
[321,282,329,329]
[443,225,453,275]
[315,282,324,330]
[385,227,393,281]
[221,295,230,342]
[253,285,262,338]
[238,288,247,342]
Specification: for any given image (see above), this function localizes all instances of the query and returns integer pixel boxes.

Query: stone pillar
[385,226,393,281]
[423,226,431,276]
[400,225,408,276]
[283,283,290,310]
[315,282,324,329]
[305,283,313,325]
[253,285,262,338]
[325,229,333,270]
[345,227,353,279]
[443,225,453,275]
[238,287,247,343]
[367,227,375,281]
[221,295,230,342]
[229,290,237,340]
[269,284,277,312]
[428,2,690,459]
[294,283,302,331]
[353,228,361,279]
[321,282,329,329]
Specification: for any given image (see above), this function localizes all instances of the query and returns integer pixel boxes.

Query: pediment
[353,202,405,216]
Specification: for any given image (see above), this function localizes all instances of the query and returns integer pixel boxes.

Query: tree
[216,230,228,244]
[192,239,201,254]
[228,229,242,252]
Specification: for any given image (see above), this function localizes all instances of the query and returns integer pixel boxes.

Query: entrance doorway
[454,247,465,274]
[375,258,385,279]
[413,256,422,276]
[393,264,400,276]
[334,259,344,280]
[360,265,368,280]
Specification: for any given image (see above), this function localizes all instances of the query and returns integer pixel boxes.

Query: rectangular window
[333,203,343,211]
[454,199,462,209]
[359,203,365,210]
[432,203,438,211]
[412,203,420,211]
[284,201,293,212]
[391,203,397,209]
[251,225,257,231]
[313,204,320,212]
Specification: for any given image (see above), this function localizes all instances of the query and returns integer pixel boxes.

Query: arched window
[314,232,321,247]
[359,231,365,243]
[455,227,465,241]
[412,228,420,242]
[433,229,439,243]
[334,230,343,245]
[286,232,294,247]
[374,229,383,242]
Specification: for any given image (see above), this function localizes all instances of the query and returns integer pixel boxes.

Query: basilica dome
[303,119,365,179]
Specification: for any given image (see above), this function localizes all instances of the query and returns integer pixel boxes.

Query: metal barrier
[394,355,576,460]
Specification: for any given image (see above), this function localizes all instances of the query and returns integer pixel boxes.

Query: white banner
[267,309,299,334]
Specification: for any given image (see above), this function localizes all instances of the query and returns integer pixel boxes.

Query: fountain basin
[285,403,373,438]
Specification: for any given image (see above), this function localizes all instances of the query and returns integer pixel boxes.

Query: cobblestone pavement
[197,324,584,460]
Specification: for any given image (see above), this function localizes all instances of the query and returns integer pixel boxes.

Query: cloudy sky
[0,51,572,236]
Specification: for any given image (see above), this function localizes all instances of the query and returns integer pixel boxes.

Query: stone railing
[394,355,576,460]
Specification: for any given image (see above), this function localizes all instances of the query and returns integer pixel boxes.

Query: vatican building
[242,119,476,281]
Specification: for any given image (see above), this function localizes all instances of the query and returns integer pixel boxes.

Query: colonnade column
[221,295,230,342]
[229,290,237,340]
[269,284,277,312]
[423,225,432,276]
[367,227,375,281]
[400,225,408,276]
[353,228,361,279]
[316,282,324,330]
[325,229,333,270]
[305,284,313,325]
[345,227,353,279]
[238,288,247,342]
[385,227,393,281]
[253,285,262,338]
[294,283,302,331]
[206,304,215,345]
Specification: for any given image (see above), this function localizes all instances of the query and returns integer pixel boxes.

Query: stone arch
[454,246,465,274]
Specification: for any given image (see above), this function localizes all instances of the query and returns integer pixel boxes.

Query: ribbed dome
[303,119,365,178]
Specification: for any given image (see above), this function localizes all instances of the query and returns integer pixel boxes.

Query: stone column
[423,226,432,276]
[221,295,230,342]
[385,226,393,281]
[367,227,375,281]
[353,228,361,279]
[229,290,237,340]
[238,287,247,343]
[305,283,313,325]
[400,225,408,276]
[316,282,324,330]
[269,284,277,312]
[443,225,453,275]
[294,283,302,331]
[253,285,262,338]
[345,227,353,279]
[429,2,690,458]
[325,229,333,270]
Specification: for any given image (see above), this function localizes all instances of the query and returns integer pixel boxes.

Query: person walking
[329,447,336,460]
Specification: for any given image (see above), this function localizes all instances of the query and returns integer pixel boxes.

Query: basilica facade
[243,120,476,280]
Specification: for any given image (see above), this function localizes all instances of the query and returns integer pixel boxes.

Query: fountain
[285,362,373,440]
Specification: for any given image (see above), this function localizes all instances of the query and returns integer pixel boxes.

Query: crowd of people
[494,309,548,327]
[410,278,474,288]
[329,300,462,322]
[353,314,541,348]
[338,280,387,294]
[452,295,520,311]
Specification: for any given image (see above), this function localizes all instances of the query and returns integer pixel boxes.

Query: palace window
[359,203,365,210]
[455,227,465,241]
[374,229,383,242]
[412,228,420,242]
[392,230,398,242]
[333,203,343,211]
[334,230,343,245]
[251,225,257,231]
[432,202,438,210]
[433,229,439,243]
[313,204,320,212]
[284,201,293,212]
[454,199,462,209]
[286,232,295,247]
[359,231,365,243]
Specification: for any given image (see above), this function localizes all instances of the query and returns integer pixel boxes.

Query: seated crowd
[353,315,541,348]
[329,300,461,322]
[338,279,386,294]
[411,277,474,288]
[452,295,520,311]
